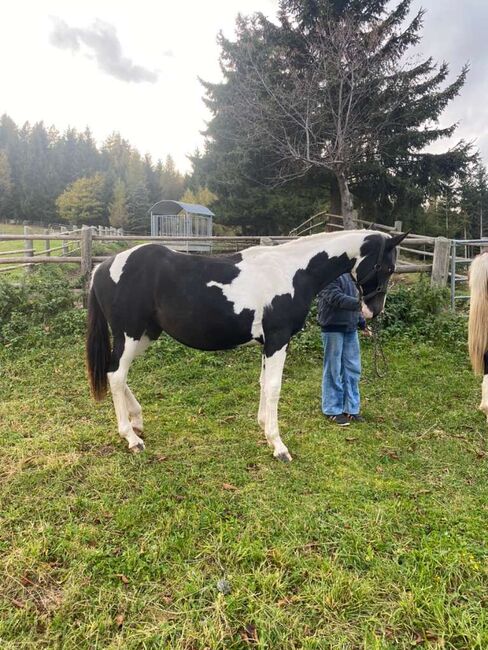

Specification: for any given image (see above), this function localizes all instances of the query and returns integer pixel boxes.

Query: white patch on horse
[207,231,370,336]
[109,244,151,284]
[362,304,374,319]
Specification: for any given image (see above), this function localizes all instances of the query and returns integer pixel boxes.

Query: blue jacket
[317,274,366,333]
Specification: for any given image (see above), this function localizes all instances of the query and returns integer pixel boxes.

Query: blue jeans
[321,331,361,416]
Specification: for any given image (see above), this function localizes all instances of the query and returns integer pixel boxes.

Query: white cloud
[49,17,159,83]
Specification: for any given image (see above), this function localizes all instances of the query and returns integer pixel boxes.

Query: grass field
[0,329,487,649]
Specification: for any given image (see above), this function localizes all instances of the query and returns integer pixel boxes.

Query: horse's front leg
[263,342,292,462]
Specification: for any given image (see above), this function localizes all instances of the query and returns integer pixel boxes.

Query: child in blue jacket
[317,273,371,426]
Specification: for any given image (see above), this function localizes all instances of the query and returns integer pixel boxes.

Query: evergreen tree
[0,113,187,227]
[159,155,185,200]
[0,150,13,217]
[109,178,129,229]
[199,0,471,231]
[126,153,151,233]
[143,154,161,207]
[56,173,107,225]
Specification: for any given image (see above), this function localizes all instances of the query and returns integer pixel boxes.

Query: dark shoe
[327,414,350,426]
[345,413,364,422]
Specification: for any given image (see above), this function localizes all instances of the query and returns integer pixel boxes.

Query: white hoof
[273,448,292,463]
[128,438,145,453]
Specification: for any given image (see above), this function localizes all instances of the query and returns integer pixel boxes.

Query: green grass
[0,333,487,649]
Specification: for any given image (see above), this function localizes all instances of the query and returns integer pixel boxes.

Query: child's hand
[361,326,373,338]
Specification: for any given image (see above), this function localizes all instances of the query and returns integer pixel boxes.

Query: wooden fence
[0,220,451,290]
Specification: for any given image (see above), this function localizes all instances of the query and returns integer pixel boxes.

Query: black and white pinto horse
[86,230,406,461]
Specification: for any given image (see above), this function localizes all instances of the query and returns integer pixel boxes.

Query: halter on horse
[86,229,406,461]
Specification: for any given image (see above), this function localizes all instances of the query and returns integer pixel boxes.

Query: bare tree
[224,10,420,228]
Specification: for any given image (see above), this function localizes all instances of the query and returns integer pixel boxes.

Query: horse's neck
[274,231,366,293]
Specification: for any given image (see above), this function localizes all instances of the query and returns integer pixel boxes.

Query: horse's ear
[386,231,410,250]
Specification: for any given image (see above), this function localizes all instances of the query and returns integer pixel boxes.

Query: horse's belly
[156,307,256,351]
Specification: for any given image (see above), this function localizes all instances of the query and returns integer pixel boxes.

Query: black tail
[86,286,111,401]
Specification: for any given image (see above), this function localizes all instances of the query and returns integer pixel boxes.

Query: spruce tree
[199,0,471,230]
[0,150,13,217]
[109,179,129,229]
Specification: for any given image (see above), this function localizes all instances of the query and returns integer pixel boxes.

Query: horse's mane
[468,253,488,374]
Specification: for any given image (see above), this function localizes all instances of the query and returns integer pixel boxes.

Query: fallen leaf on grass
[155,454,168,462]
[382,449,400,461]
[10,597,25,609]
[222,483,239,491]
[240,623,258,644]
[117,574,129,585]
[115,613,125,627]
[345,437,358,443]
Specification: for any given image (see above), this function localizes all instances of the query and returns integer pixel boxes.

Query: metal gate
[450,239,488,310]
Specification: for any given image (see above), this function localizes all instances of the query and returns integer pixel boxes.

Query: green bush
[382,277,467,349]
[0,267,85,347]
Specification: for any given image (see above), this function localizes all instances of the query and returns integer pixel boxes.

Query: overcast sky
[0,0,486,172]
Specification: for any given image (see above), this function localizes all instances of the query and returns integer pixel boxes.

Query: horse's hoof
[275,451,292,463]
[129,441,145,453]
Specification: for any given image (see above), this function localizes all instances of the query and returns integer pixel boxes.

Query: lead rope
[369,315,388,378]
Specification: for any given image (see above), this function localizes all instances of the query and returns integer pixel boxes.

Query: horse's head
[353,232,408,319]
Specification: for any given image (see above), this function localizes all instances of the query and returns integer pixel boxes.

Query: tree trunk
[329,175,341,215]
[336,171,356,230]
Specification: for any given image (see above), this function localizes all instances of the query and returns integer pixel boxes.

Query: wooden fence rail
[0,222,447,289]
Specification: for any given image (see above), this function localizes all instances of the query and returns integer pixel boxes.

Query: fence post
[394,220,402,232]
[431,236,451,287]
[61,226,68,256]
[24,225,34,272]
[81,225,93,304]
[44,228,51,257]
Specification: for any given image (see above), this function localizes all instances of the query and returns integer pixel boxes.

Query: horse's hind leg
[108,333,149,452]
[124,335,152,434]
[125,386,143,433]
